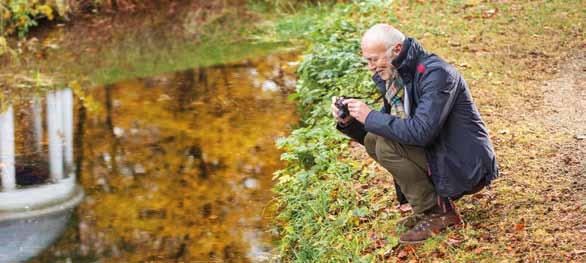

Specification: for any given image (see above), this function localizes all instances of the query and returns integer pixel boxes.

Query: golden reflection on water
[31,53,299,262]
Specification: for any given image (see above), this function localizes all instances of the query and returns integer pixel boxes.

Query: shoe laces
[413,218,432,231]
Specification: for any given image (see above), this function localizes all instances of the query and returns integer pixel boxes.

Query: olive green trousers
[363,132,437,214]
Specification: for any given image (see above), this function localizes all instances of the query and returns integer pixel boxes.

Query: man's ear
[394,43,403,56]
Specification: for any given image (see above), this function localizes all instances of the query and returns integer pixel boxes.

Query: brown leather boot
[399,209,463,244]
[396,213,424,230]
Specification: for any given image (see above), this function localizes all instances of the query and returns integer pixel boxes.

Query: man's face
[361,41,397,81]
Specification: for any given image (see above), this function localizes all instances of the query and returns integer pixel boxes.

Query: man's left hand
[344,99,372,124]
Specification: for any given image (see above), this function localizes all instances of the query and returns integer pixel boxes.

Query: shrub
[0,0,143,38]
[0,0,59,37]
[272,1,398,261]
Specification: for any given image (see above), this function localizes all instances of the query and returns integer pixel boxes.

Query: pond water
[0,52,299,262]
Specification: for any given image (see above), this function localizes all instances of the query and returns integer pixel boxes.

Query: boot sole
[398,223,464,244]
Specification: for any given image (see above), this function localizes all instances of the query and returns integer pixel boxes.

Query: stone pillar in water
[46,88,75,181]
[61,89,74,177]
[47,91,64,181]
[0,106,16,190]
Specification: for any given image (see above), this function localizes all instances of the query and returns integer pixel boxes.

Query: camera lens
[335,98,349,119]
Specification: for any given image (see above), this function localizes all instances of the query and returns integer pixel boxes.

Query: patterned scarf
[384,71,407,118]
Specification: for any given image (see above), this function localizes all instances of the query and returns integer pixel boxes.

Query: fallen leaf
[431,249,445,258]
[382,248,393,258]
[397,245,417,259]
[397,249,408,259]
[446,234,464,246]
[515,218,525,232]
[474,246,486,254]
[482,8,498,19]
[373,239,386,249]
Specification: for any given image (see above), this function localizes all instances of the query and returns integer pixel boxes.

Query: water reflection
[0,88,84,263]
[28,53,298,262]
[46,89,75,181]
[0,105,16,190]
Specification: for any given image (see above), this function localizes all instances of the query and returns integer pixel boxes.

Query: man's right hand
[331,96,353,125]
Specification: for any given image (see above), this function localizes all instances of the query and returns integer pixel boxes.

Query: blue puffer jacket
[338,38,499,198]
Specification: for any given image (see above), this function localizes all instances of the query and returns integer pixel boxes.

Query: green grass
[271,0,585,261]
[88,40,289,85]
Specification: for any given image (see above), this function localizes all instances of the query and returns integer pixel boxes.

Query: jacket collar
[391,37,427,81]
[371,38,427,94]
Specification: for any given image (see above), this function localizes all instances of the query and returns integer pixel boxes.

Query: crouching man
[331,24,499,243]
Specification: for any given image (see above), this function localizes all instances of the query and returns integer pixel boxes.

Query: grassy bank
[272,0,585,262]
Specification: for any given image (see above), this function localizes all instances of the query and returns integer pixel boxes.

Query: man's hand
[344,98,372,124]
[331,97,352,125]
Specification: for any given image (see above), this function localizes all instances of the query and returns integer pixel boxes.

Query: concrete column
[61,89,74,178]
[47,92,64,181]
[0,106,16,190]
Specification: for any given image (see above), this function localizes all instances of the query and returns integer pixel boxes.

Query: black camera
[335,96,360,119]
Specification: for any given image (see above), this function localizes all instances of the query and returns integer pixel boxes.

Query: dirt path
[543,52,585,183]
[540,52,586,258]
[542,53,586,139]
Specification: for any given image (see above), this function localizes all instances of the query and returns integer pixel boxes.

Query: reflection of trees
[39,53,300,262]
[102,84,118,191]
[187,144,210,179]
[10,99,50,186]
[74,101,86,182]
[172,69,196,112]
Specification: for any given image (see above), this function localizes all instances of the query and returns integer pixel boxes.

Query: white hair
[361,23,405,54]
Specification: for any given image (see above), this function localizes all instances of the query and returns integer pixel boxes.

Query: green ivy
[0,0,56,38]
[272,0,398,261]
